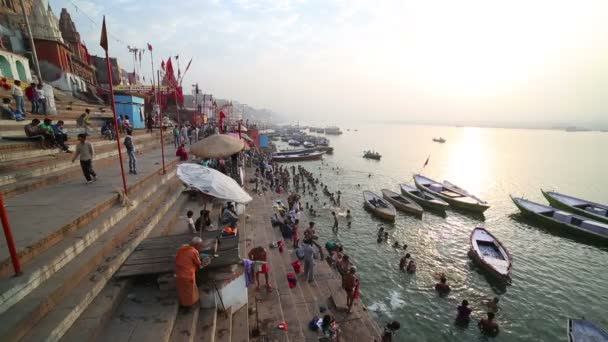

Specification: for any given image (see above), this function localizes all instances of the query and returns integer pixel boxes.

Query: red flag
[147,43,153,51]
[219,111,226,133]
[423,155,430,168]
[99,16,108,51]
[165,58,179,89]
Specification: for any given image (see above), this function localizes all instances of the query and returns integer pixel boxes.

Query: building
[92,55,122,87]
[58,8,96,86]
[0,0,34,81]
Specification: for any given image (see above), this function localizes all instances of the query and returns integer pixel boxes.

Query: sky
[50,0,608,127]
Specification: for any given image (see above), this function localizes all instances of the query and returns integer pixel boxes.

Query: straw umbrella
[190,134,245,159]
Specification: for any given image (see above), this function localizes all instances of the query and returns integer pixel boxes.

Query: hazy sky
[52,0,608,126]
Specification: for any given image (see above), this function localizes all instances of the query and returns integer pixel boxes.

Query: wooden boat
[468,227,512,281]
[542,189,608,224]
[363,150,381,160]
[511,196,608,240]
[272,151,325,162]
[432,137,446,143]
[303,141,315,148]
[568,319,608,342]
[399,183,449,210]
[414,174,490,213]
[363,191,396,221]
[381,189,423,216]
[287,139,301,146]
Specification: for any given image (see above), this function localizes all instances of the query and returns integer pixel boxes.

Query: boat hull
[272,151,325,162]
[511,197,608,241]
[400,184,449,211]
[414,175,489,213]
[542,190,608,224]
[568,319,608,342]
[468,228,512,282]
[381,189,423,216]
[363,191,396,221]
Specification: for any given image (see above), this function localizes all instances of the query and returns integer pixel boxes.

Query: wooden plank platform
[115,232,241,278]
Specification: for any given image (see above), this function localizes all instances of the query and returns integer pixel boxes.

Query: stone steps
[231,304,250,342]
[0,176,183,341]
[215,307,233,342]
[60,191,193,342]
[96,281,179,342]
[0,168,178,313]
[195,307,218,342]
[0,148,179,278]
[0,133,172,195]
[0,130,153,162]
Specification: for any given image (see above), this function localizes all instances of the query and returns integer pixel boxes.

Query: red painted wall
[248,129,260,147]
[34,39,71,73]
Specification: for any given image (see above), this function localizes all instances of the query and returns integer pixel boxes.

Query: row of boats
[308,126,343,135]
[362,174,489,222]
[362,175,608,282]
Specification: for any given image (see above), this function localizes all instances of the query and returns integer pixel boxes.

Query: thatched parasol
[190,134,245,158]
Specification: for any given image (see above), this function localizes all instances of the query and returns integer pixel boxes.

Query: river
[274,123,608,341]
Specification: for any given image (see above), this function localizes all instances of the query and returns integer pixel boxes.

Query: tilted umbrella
[177,163,252,203]
[190,134,244,159]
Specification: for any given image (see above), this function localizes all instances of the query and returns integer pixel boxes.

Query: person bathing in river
[399,253,411,271]
[478,312,500,336]
[406,258,416,273]
[332,211,339,233]
[483,297,500,312]
[346,210,352,228]
[435,276,451,295]
[455,300,472,325]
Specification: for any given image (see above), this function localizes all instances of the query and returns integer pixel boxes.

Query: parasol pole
[158,70,166,174]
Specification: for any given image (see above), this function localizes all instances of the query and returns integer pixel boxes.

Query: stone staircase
[54,192,251,342]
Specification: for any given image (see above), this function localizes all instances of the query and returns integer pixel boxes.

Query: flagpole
[150,47,155,102]
[158,70,166,174]
[101,16,129,196]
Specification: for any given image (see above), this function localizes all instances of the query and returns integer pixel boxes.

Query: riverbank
[242,165,382,341]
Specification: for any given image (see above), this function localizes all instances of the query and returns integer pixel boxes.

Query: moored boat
[511,196,608,240]
[363,191,396,221]
[288,139,301,146]
[399,183,449,210]
[414,174,490,213]
[542,190,608,224]
[568,319,608,342]
[381,189,423,216]
[272,151,326,162]
[303,141,315,148]
[468,227,512,282]
[433,137,446,143]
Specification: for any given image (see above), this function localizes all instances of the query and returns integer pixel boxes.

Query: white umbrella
[177,163,252,203]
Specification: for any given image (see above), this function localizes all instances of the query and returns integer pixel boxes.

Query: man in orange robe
[175,237,204,308]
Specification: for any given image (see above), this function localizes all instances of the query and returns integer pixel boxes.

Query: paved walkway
[243,168,381,342]
[0,148,178,262]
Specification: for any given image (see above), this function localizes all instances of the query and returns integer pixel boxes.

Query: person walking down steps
[72,133,97,184]
[124,128,137,175]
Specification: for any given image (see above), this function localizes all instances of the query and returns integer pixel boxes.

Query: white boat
[414,174,490,213]
[468,227,512,281]
[568,319,608,342]
[303,141,315,148]
[363,191,396,221]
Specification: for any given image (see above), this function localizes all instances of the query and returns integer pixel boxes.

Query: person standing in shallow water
[332,211,339,233]
[478,312,500,336]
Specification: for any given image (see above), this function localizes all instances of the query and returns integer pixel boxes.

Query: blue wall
[115,95,145,129]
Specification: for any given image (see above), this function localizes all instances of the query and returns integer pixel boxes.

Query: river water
[275,123,608,341]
